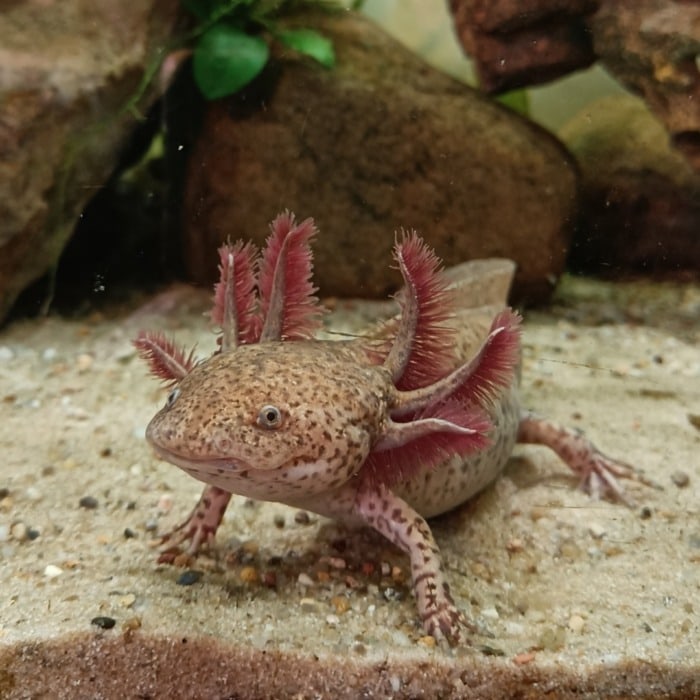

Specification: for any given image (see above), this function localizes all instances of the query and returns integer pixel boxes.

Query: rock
[448,0,700,174]
[449,0,599,92]
[182,12,577,304]
[0,0,181,324]
[559,95,700,276]
[589,0,700,173]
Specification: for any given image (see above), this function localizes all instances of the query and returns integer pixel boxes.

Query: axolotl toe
[136,212,647,645]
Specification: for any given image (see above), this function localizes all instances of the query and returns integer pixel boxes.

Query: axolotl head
[145,340,392,501]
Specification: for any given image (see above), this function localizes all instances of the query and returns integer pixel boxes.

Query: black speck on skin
[91,616,116,630]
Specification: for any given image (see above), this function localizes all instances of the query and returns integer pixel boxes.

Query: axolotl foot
[518,413,660,505]
[157,485,231,563]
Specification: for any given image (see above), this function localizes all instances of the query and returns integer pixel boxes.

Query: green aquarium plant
[184,0,336,99]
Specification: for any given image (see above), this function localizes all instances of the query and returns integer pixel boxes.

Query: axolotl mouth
[146,439,351,502]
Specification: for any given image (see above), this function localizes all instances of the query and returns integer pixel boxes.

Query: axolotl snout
[136,212,644,645]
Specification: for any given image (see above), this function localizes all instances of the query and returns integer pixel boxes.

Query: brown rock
[183,12,577,304]
[449,0,599,92]
[0,0,181,323]
[449,0,700,174]
[589,0,700,173]
[560,95,700,276]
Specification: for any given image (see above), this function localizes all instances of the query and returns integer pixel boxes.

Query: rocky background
[1,0,698,325]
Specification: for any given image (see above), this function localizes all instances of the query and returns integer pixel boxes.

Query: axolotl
[135,212,644,645]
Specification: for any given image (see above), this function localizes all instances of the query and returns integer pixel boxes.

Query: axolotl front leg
[355,481,469,645]
[158,485,231,562]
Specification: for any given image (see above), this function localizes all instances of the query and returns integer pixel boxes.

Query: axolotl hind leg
[517,412,659,505]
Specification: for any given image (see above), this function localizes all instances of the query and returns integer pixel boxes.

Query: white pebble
[568,614,585,632]
[42,348,58,361]
[325,614,340,626]
[589,523,606,539]
[44,564,63,578]
[157,494,174,513]
[10,522,28,542]
[481,606,500,620]
[0,346,15,361]
[297,573,315,587]
[25,487,42,502]
[389,676,402,693]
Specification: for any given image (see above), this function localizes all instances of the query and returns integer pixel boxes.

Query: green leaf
[193,24,270,99]
[277,29,335,68]
[496,89,530,117]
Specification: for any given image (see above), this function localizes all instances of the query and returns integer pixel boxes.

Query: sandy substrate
[0,277,698,699]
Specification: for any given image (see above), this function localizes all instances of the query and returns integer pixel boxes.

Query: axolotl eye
[257,404,283,430]
[165,387,180,408]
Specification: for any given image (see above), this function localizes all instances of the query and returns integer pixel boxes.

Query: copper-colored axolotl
[135,212,646,645]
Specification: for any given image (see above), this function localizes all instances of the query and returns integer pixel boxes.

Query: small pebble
[123,528,136,539]
[25,487,41,502]
[91,616,116,630]
[10,522,29,542]
[294,510,310,525]
[0,487,9,499]
[176,570,203,586]
[330,596,350,614]
[262,571,277,588]
[297,573,315,588]
[417,636,436,648]
[299,598,320,613]
[671,471,690,488]
[144,518,159,532]
[44,564,63,578]
[240,566,259,584]
[513,651,537,665]
[480,645,506,657]
[568,614,585,633]
[588,523,606,539]
[76,353,94,371]
[481,606,500,620]
[273,514,285,529]
[0,346,14,361]
[157,494,173,513]
[79,496,99,510]
[327,556,346,570]
[119,594,136,608]
[122,617,142,633]
[640,506,653,520]
[325,614,340,627]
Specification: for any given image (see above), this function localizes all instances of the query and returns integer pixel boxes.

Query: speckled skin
[144,258,641,644]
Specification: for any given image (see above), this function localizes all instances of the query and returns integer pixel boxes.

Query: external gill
[361,237,521,488]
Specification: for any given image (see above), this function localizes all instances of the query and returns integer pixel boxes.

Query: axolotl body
[136,213,641,645]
